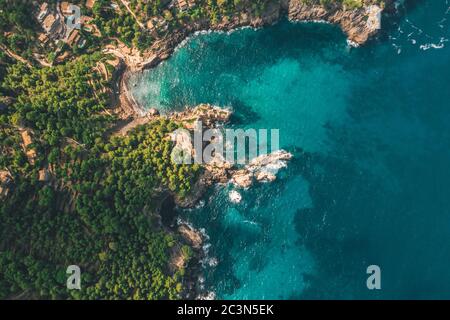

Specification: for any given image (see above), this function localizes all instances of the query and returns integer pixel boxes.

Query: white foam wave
[229,190,242,203]
[197,291,216,300]
[420,37,448,50]
[390,5,449,55]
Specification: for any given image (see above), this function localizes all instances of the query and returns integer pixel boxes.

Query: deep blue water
[131,1,450,299]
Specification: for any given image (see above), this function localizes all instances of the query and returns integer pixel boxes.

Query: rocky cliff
[288,1,384,45]
[113,0,391,72]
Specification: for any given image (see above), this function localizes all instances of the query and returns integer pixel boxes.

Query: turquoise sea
[130,1,450,299]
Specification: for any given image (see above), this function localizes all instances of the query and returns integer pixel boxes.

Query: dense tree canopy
[0,55,199,299]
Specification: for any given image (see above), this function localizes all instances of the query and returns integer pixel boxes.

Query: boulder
[231,170,253,189]
[178,224,203,249]
[148,107,160,116]
[255,171,277,183]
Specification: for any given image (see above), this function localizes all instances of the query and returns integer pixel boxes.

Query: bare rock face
[248,149,293,169]
[288,0,384,45]
[202,154,233,185]
[231,170,254,189]
[230,150,293,189]
[0,170,12,197]
[38,169,51,182]
[178,224,203,249]
[255,171,277,183]
[169,245,187,272]
[204,165,229,184]
[148,107,160,116]
[108,0,389,79]
[366,5,383,31]
[171,104,232,130]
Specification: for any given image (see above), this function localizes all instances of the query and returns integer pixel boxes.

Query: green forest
[0,53,199,299]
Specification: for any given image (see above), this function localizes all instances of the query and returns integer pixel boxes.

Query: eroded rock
[230,150,293,188]
[170,104,232,130]
[231,170,254,189]
[178,224,203,249]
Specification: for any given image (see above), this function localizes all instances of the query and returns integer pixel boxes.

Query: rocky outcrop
[288,1,384,45]
[170,105,293,206]
[38,168,51,182]
[176,149,293,207]
[230,150,293,188]
[109,1,389,74]
[231,170,254,189]
[170,104,232,130]
[178,223,203,249]
[198,149,293,190]
[255,170,277,183]
[114,1,390,118]
[20,129,37,165]
[169,244,187,272]
[0,170,12,198]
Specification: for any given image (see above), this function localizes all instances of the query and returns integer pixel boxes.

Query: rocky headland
[107,0,392,75]
[108,0,392,205]
[105,0,395,299]
[107,0,396,131]
[161,104,293,207]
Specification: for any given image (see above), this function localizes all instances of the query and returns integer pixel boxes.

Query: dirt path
[112,115,155,137]
[119,0,145,29]
[0,45,33,68]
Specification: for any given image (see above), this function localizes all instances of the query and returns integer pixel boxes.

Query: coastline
[113,1,394,119]
[107,0,396,300]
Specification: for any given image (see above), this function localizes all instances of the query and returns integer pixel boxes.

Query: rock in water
[231,170,254,189]
[148,107,160,116]
[255,171,277,183]
[178,224,203,249]
[230,150,293,188]
[229,190,242,203]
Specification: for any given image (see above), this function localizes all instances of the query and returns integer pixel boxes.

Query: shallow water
[131,0,450,299]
